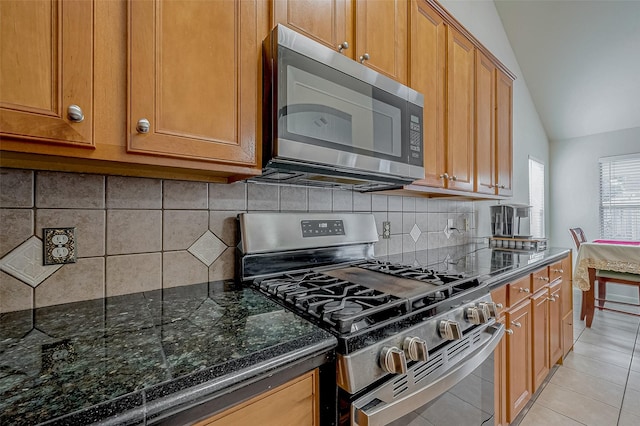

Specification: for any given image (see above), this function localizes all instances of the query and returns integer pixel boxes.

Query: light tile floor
[514,289,640,426]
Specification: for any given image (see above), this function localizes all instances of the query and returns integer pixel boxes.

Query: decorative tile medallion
[410,223,422,243]
[187,231,227,266]
[0,236,62,287]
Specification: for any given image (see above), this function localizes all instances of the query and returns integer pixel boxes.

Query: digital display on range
[301,220,345,237]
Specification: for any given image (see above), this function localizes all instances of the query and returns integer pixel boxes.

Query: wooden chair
[569,227,640,324]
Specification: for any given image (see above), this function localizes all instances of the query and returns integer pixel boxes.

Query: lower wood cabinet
[494,254,573,424]
[505,299,532,422]
[196,369,319,426]
[549,280,563,365]
[531,288,549,392]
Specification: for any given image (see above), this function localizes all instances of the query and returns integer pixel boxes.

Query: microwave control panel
[409,113,423,165]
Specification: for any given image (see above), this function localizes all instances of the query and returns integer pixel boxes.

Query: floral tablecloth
[574,242,640,291]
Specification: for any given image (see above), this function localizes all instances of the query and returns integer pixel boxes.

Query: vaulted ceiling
[494,0,640,142]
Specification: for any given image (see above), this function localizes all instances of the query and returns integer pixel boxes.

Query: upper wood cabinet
[409,1,474,192]
[475,52,514,196]
[496,69,513,196]
[475,51,496,195]
[272,0,408,84]
[445,26,475,192]
[128,0,260,166]
[271,0,352,58]
[0,0,94,147]
[355,0,408,84]
[409,0,446,187]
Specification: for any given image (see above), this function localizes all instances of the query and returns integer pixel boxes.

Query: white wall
[549,126,640,248]
[439,0,551,237]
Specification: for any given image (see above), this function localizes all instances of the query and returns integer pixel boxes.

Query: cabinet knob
[537,276,550,282]
[500,185,506,189]
[496,303,504,309]
[505,329,514,335]
[553,268,564,273]
[547,296,557,302]
[337,41,349,52]
[359,53,370,63]
[67,105,84,123]
[439,173,449,180]
[510,321,522,328]
[449,175,458,181]
[518,287,530,293]
[136,118,150,134]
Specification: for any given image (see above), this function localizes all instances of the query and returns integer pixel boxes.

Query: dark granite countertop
[383,243,572,289]
[0,281,337,425]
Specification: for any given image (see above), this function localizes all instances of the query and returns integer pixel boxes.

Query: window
[599,154,640,240]
[529,157,545,237]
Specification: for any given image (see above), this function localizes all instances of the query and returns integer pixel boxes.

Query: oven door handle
[352,323,505,426]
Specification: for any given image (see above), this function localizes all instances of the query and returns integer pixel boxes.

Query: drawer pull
[537,276,550,282]
[496,303,504,309]
[506,329,514,335]
[510,321,522,328]
[547,296,557,302]
[518,287,530,293]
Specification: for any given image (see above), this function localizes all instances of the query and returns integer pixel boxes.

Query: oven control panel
[301,219,345,237]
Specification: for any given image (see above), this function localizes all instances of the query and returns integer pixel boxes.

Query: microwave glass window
[279,48,404,160]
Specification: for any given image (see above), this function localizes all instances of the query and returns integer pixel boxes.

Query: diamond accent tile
[410,224,422,243]
[187,231,226,266]
[0,236,62,287]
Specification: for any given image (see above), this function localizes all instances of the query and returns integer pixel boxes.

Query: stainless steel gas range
[237,212,504,426]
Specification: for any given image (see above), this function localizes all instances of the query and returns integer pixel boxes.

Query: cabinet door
[128,0,260,167]
[496,69,513,196]
[506,300,532,423]
[409,0,446,187]
[560,255,573,318]
[531,288,549,392]
[562,310,574,358]
[0,0,94,146]
[549,282,563,365]
[495,316,508,426]
[474,50,495,194]
[354,0,408,84]
[272,0,352,58]
[198,370,319,426]
[446,26,475,192]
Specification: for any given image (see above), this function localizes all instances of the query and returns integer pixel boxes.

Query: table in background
[574,240,640,327]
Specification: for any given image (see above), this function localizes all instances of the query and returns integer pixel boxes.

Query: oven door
[350,323,504,426]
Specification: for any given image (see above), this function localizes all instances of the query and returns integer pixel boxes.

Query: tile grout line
[616,319,640,425]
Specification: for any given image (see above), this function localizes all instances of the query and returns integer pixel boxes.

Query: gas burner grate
[358,260,465,284]
[256,271,409,334]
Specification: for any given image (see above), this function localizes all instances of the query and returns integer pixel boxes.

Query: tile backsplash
[0,168,477,313]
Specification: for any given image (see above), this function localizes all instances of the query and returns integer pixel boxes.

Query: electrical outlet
[43,227,77,265]
[382,221,391,239]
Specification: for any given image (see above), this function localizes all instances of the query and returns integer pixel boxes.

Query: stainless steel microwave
[256,25,425,191]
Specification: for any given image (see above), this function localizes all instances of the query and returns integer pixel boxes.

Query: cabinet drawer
[549,261,564,283]
[491,285,507,317]
[507,275,531,306]
[532,267,550,292]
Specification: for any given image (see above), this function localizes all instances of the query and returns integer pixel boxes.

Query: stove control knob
[479,302,500,318]
[466,307,485,325]
[380,346,408,374]
[403,336,429,362]
[476,302,492,320]
[439,320,462,340]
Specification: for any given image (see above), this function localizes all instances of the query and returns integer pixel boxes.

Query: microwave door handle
[351,324,505,426]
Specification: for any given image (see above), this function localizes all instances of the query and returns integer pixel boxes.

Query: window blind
[529,158,545,237]
[599,154,640,240]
